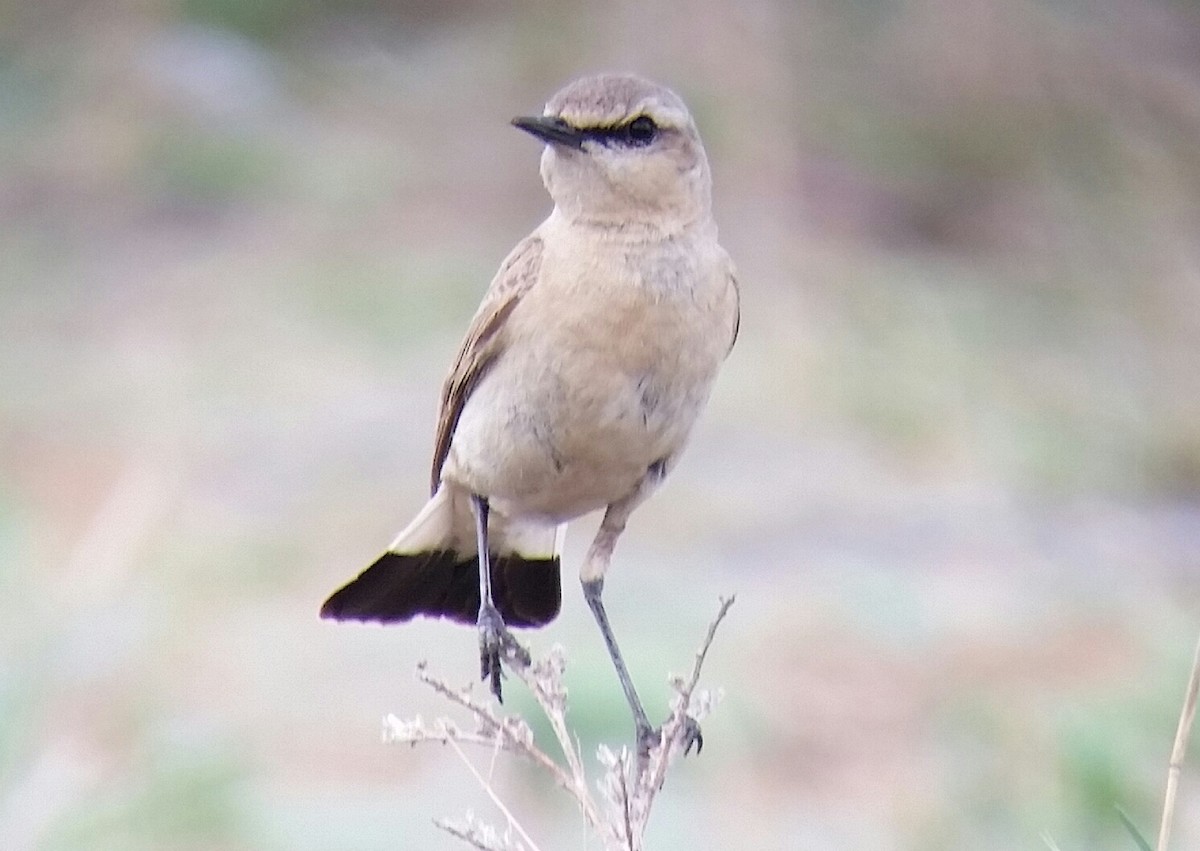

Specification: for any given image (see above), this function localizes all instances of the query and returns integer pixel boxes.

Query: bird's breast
[444,232,732,521]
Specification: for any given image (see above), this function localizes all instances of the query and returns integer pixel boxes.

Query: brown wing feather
[429,236,544,494]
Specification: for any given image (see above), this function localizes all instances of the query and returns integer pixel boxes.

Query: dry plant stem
[609,594,735,846]
[1156,631,1200,851]
[434,825,487,851]
[433,814,524,851]
[414,663,591,820]
[618,770,634,851]
[397,596,736,851]
[514,661,591,798]
[434,819,503,851]
[505,657,606,832]
[445,736,540,851]
[648,594,735,791]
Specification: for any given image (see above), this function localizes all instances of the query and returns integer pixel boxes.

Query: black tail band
[320,550,561,628]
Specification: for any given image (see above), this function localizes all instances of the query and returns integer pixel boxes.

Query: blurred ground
[3,0,1200,849]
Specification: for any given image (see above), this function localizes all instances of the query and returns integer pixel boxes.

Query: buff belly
[442,343,713,523]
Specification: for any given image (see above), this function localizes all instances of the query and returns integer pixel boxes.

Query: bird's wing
[429,235,544,494]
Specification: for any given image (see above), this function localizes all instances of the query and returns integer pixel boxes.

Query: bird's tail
[320,486,563,628]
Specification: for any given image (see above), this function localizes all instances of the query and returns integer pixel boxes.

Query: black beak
[511,115,585,150]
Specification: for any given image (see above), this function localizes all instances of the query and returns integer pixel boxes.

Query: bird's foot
[635,715,704,761]
[635,722,660,761]
[678,715,704,755]
[477,604,530,702]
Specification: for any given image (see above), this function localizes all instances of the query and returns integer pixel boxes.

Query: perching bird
[321,73,739,754]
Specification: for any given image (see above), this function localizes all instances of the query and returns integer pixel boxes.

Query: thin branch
[434,818,502,851]
[507,650,593,803]
[434,813,523,851]
[643,595,736,797]
[416,663,508,729]
[400,667,580,800]
[619,769,634,851]
[1157,631,1200,851]
[592,595,737,846]
[404,657,607,834]
[390,595,737,851]
[684,595,737,696]
[445,736,541,851]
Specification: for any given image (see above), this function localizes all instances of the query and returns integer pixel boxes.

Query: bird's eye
[625,116,657,146]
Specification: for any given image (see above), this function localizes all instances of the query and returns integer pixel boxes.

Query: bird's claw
[636,715,704,760]
[477,605,529,702]
[679,715,704,755]
[635,722,660,760]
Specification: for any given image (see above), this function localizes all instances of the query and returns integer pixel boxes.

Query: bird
[321,73,739,755]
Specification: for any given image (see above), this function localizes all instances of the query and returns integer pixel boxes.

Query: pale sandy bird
[322,73,739,753]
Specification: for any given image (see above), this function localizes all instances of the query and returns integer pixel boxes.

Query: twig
[687,595,737,691]
[433,819,497,851]
[587,596,736,848]
[643,595,736,796]
[618,769,634,851]
[509,651,593,805]
[403,657,606,833]
[434,812,523,851]
[405,665,581,802]
[1156,631,1200,851]
[445,736,541,851]
[390,595,736,851]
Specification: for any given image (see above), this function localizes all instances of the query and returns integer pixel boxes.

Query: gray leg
[580,463,701,757]
[582,574,656,754]
[472,494,527,701]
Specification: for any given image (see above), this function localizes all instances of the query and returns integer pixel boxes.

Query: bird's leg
[581,464,701,759]
[581,570,654,755]
[472,494,527,701]
[583,571,705,761]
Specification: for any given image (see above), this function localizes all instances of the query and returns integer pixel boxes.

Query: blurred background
[3,0,1200,848]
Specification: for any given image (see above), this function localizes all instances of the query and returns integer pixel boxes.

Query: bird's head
[513,74,712,232]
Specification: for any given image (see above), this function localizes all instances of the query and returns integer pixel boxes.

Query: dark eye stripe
[582,116,659,148]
